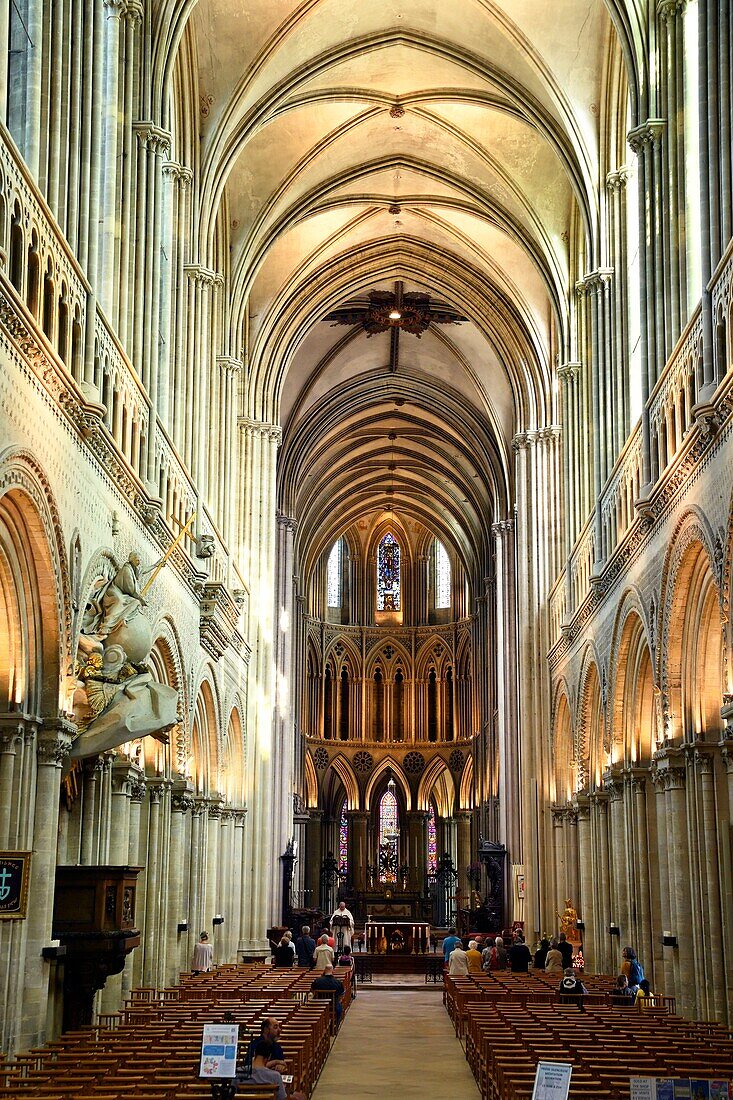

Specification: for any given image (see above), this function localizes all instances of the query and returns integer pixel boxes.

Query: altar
[365,919,431,954]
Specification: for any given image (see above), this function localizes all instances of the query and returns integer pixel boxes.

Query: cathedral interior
[0,0,732,1061]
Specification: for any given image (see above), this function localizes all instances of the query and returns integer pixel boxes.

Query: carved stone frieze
[199,581,244,660]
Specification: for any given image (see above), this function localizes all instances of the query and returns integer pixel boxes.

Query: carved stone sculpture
[70,552,178,760]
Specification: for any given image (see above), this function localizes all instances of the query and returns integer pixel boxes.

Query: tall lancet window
[427,804,438,874]
[327,539,342,607]
[378,787,399,883]
[377,532,401,611]
[339,799,348,874]
[435,540,451,608]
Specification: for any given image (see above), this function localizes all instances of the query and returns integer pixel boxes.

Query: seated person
[509,935,532,973]
[273,937,296,967]
[636,978,653,1008]
[611,973,636,1004]
[245,1039,306,1100]
[337,944,354,969]
[558,967,588,1011]
[245,1017,287,1073]
[311,964,345,1027]
[313,934,334,971]
[466,940,483,973]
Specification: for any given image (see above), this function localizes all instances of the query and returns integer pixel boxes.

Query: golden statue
[556,898,578,939]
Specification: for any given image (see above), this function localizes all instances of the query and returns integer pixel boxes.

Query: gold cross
[140,512,197,596]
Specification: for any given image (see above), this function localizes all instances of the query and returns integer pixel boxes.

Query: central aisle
[311,989,480,1099]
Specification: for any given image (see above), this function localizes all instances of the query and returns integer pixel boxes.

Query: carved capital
[276,510,297,532]
[133,121,171,155]
[121,0,144,25]
[0,714,30,753]
[37,718,75,766]
[192,798,209,818]
[111,760,145,797]
[627,119,666,153]
[491,520,514,538]
[183,264,220,288]
[171,792,195,814]
[605,167,631,192]
[557,361,581,384]
[129,780,147,803]
[658,0,687,22]
[162,162,194,188]
[239,416,282,444]
[216,355,243,375]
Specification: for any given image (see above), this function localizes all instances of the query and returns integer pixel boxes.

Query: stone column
[142,779,169,986]
[305,811,324,913]
[575,797,593,971]
[232,809,247,963]
[590,791,611,974]
[188,799,207,964]
[100,759,138,1012]
[651,767,675,998]
[19,719,73,1051]
[205,802,223,959]
[407,811,429,893]
[167,786,194,986]
[122,776,145,999]
[492,520,520,860]
[564,808,579,906]
[604,772,628,946]
[455,812,472,888]
[0,716,24,846]
[663,761,694,1015]
[80,756,104,865]
[694,749,726,1020]
[629,772,653,985]
[551,807,566,919]
[272,511,297,919]
[347,811,369,893]
[218,810,233,962]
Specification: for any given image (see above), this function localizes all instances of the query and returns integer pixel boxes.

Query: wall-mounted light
[575,920,585,932]
[42,941,67,961]
[212,915,225,927]
[662,931,678,948]
[609,923,620,936]
[177,921,189,934]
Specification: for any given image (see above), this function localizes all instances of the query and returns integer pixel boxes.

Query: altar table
[364,919,431,954]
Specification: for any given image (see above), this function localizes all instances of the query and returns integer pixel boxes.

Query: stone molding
[627,119,666,153]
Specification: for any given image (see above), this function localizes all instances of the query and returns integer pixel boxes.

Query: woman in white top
[192,931,214,973]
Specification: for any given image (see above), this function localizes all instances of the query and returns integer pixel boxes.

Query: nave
[269,988,479,1100]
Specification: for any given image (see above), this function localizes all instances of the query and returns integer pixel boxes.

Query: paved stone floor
[311,989,480,1099]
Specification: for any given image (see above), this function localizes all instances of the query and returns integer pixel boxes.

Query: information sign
[531,1061,572,1100]
[630,1079,657,1100]
[199,1023,239,1079]
[0,851,31,919]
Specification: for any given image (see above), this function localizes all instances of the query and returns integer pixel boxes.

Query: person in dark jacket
[558,932,573,969]
[558,967,588,1011]
[273,937,295,966]
[509,935,532,972]
[295,925,316,967]
[533,937,551,970]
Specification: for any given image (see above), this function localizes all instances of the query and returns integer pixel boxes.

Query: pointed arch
[304,750,318,808]
[364,756,412,811]
[576,653,604,789]
[459,754,474,810]
[326,752,359,810]
[660,511,724,742]
[417,755,455,813]
[609,595,658,765]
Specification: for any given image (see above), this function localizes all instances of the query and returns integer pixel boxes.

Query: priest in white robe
[330,901,355,953]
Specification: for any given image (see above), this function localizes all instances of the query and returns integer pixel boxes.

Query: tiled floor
[311,989,480,1099]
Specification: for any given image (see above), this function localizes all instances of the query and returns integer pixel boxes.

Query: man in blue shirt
[442,928,461,963]
[245,1017,286,1073]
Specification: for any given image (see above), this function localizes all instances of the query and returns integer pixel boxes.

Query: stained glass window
[427,804,437,874]
[435,540,451,608]
[378,788,399,882]
[377,532,400,611]
[339,799,348,873]
[327,540,341,607]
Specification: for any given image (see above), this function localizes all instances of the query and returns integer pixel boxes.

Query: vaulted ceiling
[180,0,626,589]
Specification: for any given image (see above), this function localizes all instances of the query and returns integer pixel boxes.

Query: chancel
[0,0,733,1097]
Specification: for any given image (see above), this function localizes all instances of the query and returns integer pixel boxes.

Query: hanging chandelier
[326,290,468,338]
